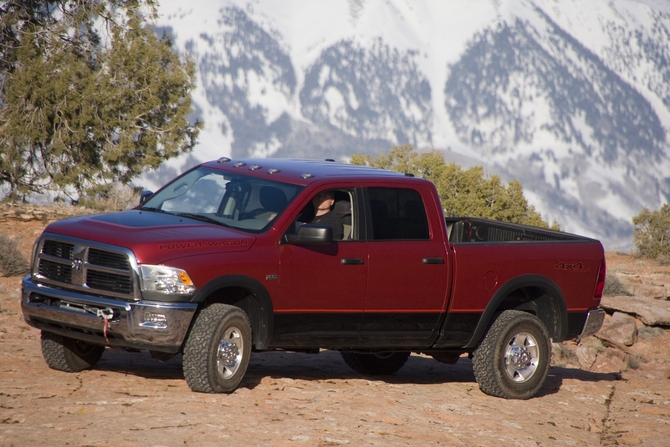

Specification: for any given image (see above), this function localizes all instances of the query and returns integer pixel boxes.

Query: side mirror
[139,190,154,205]
[283,224,333,245]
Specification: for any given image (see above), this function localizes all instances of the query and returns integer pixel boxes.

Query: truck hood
[43,210,256,264]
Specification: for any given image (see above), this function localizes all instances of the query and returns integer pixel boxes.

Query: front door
[273,188,368,348]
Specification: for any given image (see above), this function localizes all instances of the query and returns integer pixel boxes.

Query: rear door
[361,186,449,348]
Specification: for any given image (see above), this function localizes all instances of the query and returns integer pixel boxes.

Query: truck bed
[445,217,590,243]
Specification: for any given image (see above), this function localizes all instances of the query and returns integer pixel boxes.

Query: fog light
[143,313,167,326]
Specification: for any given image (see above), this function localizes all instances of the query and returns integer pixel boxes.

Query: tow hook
[86,307,115,344]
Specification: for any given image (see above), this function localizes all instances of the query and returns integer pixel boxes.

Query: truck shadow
[95,348,184,380]
[244,351,622,397]
[94,348,621,397]
[538,366,622,397]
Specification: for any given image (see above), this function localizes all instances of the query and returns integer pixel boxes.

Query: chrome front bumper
[579,308,606,339]
[21,277,197,353]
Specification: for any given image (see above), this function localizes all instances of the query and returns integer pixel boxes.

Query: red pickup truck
[21,158,606,399]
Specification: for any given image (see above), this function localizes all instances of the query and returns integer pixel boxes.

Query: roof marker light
[249,165,262,171]
[301,173,314,179]
[267,168,281,174]
[233,162,247,168]
[217,157,231,163]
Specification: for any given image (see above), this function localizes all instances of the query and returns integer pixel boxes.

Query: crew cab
[21,158,606,399]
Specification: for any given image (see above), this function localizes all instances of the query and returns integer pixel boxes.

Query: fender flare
[191,275,274,350]
[462,274,568,349]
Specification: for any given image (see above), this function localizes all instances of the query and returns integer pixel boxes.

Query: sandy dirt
[1,220,669,446]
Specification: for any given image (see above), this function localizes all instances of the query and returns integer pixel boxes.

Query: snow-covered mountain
[145,0,670,251]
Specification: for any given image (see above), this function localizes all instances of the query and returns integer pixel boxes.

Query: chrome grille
[42,240,74,259]
[35,237,137,300]
[88,248,130,270]
[86,270,133,294]
[38,259,73,283]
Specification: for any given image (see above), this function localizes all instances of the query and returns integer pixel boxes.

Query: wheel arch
[463,275,567,349]
[191,275,274,350]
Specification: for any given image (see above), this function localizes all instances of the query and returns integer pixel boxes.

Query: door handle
[422,257,445,264]
[341,258,364,265]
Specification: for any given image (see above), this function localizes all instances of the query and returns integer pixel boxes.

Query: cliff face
[0,203,96,223]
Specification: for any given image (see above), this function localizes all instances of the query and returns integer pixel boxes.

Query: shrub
[78,183,142,212]
[633,204,670,260]
[603,273,630,296]
[638,326,665,340]
[550,342,579,367]
[0,233,29,277]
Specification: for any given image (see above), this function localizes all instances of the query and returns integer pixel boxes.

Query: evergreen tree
[351,145,558,229]
[0,0,201,202]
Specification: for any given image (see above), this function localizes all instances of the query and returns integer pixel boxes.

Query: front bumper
[578,308,606,339]
[21,277,197,353]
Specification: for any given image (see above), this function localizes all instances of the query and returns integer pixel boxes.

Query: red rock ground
[1,220,669,446]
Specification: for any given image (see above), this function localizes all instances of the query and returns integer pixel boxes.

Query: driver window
[296,189,355,241]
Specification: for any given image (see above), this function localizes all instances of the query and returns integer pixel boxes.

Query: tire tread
[183,304,251,393]
[472,310,551,399]
[40,331,104,372]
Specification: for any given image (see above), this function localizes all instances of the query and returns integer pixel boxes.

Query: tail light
[593,259,606,299]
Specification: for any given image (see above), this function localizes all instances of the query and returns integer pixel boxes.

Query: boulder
[599,312,638,346]
[575,336,602,370]
[592,348,628,373]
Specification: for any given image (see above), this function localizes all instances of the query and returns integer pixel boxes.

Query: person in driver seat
[310,190,344,240]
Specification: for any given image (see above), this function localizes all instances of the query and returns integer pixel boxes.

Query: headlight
[140,265,196,295]
[31,239,40,272]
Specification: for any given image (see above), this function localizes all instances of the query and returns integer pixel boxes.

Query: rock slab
[601,295,670,326]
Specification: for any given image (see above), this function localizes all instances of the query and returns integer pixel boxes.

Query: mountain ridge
[146,0,670,251]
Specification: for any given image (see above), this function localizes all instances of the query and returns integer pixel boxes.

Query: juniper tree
[0,0,201,202]
[351,145,558,229]
[633,204,670,260]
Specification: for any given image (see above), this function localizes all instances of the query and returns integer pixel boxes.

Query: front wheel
[472,310,551,399]
[40,331,105,372]
[341,351,410,375]
[182,304,252,393]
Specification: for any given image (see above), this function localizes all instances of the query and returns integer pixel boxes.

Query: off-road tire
[183,304,252,393]
[40,331,105,372]
[472,310,551,399]
[341,351,410,375]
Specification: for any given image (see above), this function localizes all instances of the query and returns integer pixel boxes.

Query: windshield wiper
[175,213,227,226]
[139,206,168,213]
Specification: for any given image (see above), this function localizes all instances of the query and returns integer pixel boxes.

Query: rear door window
[367,188,429,240]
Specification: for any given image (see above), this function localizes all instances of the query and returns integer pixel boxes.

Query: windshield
[140,167,303,232]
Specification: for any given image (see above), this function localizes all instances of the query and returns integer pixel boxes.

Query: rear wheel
[183,304,251,393]
[40,331,105,372]
[341,351,410,375]
[472,310,551,399]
